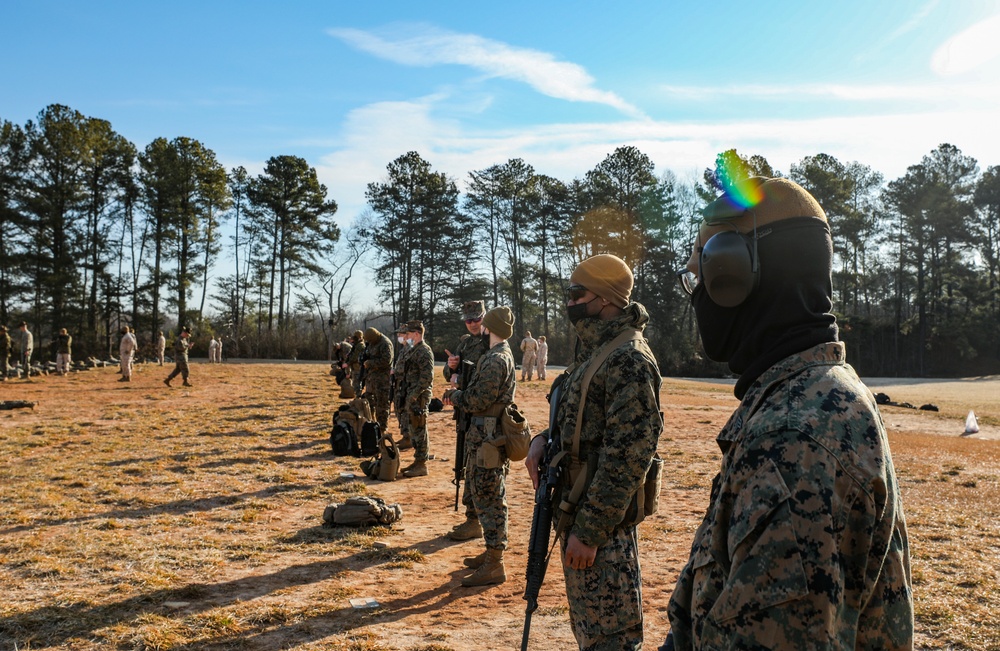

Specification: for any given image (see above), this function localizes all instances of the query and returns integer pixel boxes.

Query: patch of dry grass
[1,367,998,649]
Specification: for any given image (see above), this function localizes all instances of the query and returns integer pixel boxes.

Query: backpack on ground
[323,495,403,527]
[360,421,381,457]
[330,419,360,457]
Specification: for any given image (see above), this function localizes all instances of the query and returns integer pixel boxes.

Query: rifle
[451,358,475,511]
[521,374,567,651]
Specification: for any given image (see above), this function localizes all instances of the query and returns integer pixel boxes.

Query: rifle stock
[521,375,566,651]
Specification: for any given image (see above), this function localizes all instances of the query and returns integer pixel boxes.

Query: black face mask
[691,283,744,363]
[567,296,599,325]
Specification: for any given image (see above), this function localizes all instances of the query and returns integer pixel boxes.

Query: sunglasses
[565,284,589,301]
[464,316,483,324]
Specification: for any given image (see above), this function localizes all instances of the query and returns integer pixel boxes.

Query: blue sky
[4,0,1000,306]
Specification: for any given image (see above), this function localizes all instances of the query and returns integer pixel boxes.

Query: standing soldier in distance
[443,300,491,541]
[392,325,412,449]
[164,327,193,387]
[346,330,366,396]
[18,321,33,379]
[519,330,538,381]
[119,326,137,382]
[400,320,435,478]
[535,335,548,381]
[525,254,662,651]
[0,325,11,381]
[362,327,394,434]
[444,306,517,586]
[662,177,912,650]
[156,330,166,366]
[208,336,221,363]
[55,328,72,376]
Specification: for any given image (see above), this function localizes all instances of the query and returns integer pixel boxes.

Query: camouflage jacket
[56,334,72,355]
[173,337,190,359]
[451,340,515,418]
[554,302,662,548]
[442,332,489,385]
[364,334,393,377]
[20,329,33,353]
[403,341,435,411]
[335,342,352,365]
[0,332,10,358]
[346,340,365,366]
[667,342,913,651]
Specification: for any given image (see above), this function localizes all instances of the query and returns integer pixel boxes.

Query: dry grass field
[1,362,998,650]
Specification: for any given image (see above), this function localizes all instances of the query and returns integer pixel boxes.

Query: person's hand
[564,533,598,570]
[446,349,459,371]
[525,435,546,490]
[442,389,456,406]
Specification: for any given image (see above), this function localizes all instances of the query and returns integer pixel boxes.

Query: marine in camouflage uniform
[444,300,491,540]
[362,327,394,434]
[391,326,412,446]
[446,305,517,587]
[519,331,538,381]
[400,320,435,477]
[664,177,912,650]
[526,255,662,651]
[164,328,192,387]
[346,330,366,395]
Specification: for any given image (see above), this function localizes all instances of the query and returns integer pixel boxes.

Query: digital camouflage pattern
[393,339,411,439]
[451,340,516,550]
[549,302,661,650]
[363,332,394,432]
[667,342,913,651]
[444,332,490,519]
[347,338,366,395]
[520,334,538,381]
[166,336,191,382]
[403,340,435,461]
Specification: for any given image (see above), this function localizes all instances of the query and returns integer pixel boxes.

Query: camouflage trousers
[350,364,363,396]
[166,358,189,382]
[562,526,643,651]
[466,439,509,550]
[408,408,430,461]
[365,373,391,432]
[521,352,537,380]
[458,424,477,521]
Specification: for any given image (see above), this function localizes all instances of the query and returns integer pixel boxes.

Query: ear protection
[698,228,759,307]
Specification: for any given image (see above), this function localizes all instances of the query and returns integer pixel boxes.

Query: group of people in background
[0,321,217,389]
[0,322,33,381]
[328,176,915,651]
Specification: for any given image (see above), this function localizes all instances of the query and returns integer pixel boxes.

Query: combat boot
[401,459,428,477]
[463,550,488,568]
[397,436,413,450]
[447,517,483,541]
[461,548,505,587]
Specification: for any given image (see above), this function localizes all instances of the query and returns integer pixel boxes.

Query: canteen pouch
[476,440,503,469]
[622,453,663,527]
[497,403,531,461]
[409,411,427,429]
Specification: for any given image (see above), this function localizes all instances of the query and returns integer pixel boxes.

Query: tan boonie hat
[570,254,634,308]
[482,306,514,340]
[353,330,364,341]
[462,300,485,320]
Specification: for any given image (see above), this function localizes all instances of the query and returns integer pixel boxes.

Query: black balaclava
[692,217,839,399]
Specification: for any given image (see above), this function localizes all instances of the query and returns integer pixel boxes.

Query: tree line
[2,104,999,376]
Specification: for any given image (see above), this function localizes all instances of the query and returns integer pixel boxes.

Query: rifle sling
[559,328,644,525]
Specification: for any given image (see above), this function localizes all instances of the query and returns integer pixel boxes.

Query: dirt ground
[1,361,998,650]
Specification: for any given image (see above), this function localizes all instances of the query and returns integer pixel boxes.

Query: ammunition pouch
[409,411,427,429]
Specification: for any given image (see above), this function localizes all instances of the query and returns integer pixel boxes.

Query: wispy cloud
[657,81,1000,103]
[854,0,939,63]
[328,24,645,119]
[931,13,1000,76]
